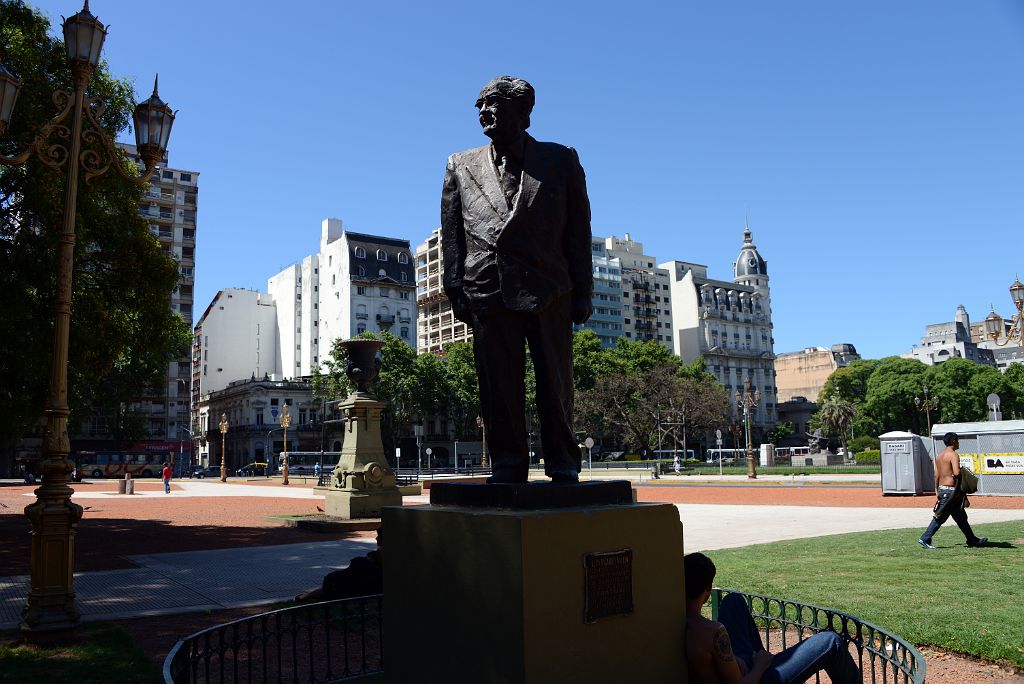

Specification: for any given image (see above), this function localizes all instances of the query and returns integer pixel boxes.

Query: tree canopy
[0,0,190,448]
[819,354,1021,437]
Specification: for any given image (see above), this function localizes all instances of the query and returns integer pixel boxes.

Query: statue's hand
[571,295,593,324]
[449,289,474,324]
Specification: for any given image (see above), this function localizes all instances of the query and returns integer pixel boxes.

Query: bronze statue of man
[441,76,593,484]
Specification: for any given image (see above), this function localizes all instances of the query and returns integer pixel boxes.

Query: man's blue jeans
[719,592,860,684]
[164,478,171,494]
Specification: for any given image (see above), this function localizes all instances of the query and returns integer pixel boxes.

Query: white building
[268,219,416,373]
[662,226,777,429]
[906,305,995,367]
[601,234,673,349]
[192,289,278,397]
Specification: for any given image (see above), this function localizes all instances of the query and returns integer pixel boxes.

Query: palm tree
[817,393,857,458]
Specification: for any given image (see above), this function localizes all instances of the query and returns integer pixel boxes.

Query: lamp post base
[21,492,83,642]
[746,455,757,479]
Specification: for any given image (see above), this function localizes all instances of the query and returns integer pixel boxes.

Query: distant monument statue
[440,75,594,484]
[808,428,827,454]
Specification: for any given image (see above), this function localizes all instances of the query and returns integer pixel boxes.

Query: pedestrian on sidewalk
[919,432,987,549]
[162,462,172,494]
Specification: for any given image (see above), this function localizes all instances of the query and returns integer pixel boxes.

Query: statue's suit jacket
[440,135,593,320]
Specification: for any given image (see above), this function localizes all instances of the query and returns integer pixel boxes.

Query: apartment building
[73,146,198,457]
[601,234,673,349]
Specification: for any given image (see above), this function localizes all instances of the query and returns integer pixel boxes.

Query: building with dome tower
[661,224,777,432]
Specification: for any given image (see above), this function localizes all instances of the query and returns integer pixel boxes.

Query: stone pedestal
[383,499,687,683]
[319,390,401,518]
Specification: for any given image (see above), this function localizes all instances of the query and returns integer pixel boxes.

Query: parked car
[237,462,273,477]
[188,465,219,479]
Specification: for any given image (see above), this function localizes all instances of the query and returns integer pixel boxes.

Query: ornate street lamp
[219,414,229,482]
[476,415,488,469]
[280,404,292,485]
[983,278,1024,347]
[735,378,761,479]
[1,2,175,640]
[914,385,940,436]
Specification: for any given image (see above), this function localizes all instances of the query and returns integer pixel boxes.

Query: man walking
[162,461,172,494]
[919,432,987,549]
[440,76,593,484]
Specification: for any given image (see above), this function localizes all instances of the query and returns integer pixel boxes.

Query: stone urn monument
[319,338,402,518]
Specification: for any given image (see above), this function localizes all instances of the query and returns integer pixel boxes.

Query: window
[357,323,366,334]
[399,291,410,300]
[271,398,279,406]
[355,247,366,259]
[357,266,365,276]
[400,272,408,282]
[377,249,387,261]
[356,286,367,295]
[180,172,192,182]
[162,170,174,179]
[401,327,409,339]
[398,252,409,264]
[256,413,264,426]
[380,287,389,297]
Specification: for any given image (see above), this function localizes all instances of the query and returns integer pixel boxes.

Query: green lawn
[0,623,161,684]
[707,520,1024,668]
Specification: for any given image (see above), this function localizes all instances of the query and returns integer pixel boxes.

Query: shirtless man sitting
[684,552,859,684]
[919,432,986,549]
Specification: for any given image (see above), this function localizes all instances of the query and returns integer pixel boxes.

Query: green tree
[863,357,930,434]
[816,394,857,456]
[1002,364,1024,419]
[767,421,794,444]
[0,1,190,451]
[442,341,479,439]
[820,359,879,405]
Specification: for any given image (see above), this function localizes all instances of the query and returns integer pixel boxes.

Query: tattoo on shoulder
[713,626,734,662]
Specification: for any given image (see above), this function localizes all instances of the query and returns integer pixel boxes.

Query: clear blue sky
[28,0,1024,359]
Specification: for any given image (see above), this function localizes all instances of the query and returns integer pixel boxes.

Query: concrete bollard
[126,479,135,495]
[117,479,127,494]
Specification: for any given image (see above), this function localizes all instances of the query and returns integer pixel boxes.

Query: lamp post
[219,413,229,482]
[914,385,940,436]
[476,415,488,469]
[1,2,175,639]
[178,426,194,477]
[983,278,1024,347]
[280,404,292,485]
[735,378,761,479]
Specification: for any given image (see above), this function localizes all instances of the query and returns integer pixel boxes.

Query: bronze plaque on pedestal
[583,549,633,622]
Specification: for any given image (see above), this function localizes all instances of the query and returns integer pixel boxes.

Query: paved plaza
[2,481,1023,630]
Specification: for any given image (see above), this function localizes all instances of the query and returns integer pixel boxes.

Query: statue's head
[475,76,534,141]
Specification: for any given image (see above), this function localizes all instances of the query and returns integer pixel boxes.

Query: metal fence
[163,596,383,684]
[164,590,922,683]
[711,589,925,684]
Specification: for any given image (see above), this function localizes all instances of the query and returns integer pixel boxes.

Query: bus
[774,447,809,463]
[276,451,341,475]
[76,451,170,479]
[706,448,747,464]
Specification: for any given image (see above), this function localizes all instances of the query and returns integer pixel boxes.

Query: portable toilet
[879,431,933,495]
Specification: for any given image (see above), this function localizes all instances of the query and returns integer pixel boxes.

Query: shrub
[856,449,881,464]
[849,435,880,452]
